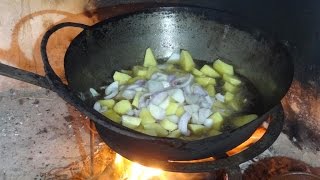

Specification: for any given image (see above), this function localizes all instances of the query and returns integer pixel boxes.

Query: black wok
[0,6,293,167]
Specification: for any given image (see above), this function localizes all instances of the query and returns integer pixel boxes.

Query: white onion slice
[192,85,207,95]
[89,88,100,97]
[122,90,136,100]
[151,92,168,105]
[93,102,101,112]
[159,97,170,109]
[104,91,118,99]
[105,81,119,95]
[183,85,192,94]
[148,103,166,120]
[204,118,214,128]
[147,80,164,93]
[172,74,194,88]
[198,108,212,124]
[167,115,179,124]
[151,72,168,81]
[184,104,200,114]
[169,89,185,103]
[178,112,191,136]
[215,93,225,102]
[191,112,200,124]
[126,84,140,90]
[126,110,135,116]
[185,94,200,104]
[161,81,171,88]
[167,51,180,63]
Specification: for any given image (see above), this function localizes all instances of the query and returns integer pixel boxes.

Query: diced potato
[143,48,157,67]
[164,64,176,71]
[140,129,157,136]
[120,70,133,75]
[223,82,238,93]
[188,124,206,135]
[208,129,222,136]
[191,68,204,76]
[167,129,181,138]
[133,66,148,77]
[102,110,121,123]
[139,108,156,125]
[223,74,241,86]
[232,114,258,127]
[213,59,234,75]
[122,115,141,129]
[200,65,221,78]
[127,76,146,84]
[195,77,216,86]
[228,100,242,112]
[166,102,179,115]
[225,92,234,102]
[98,99,115,109]
[132,92,143,108]
[146,66,159,79]
[113,71,132,85]
[160,119,178,131]
[210,112,224,131]
[113,100,132,114]
[205,85,216,97]
[175,106,185,117]
[143,123,168,137]
[180,50,195,72]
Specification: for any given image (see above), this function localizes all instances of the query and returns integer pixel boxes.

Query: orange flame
[115,154,164,180]
[113,127,266,179]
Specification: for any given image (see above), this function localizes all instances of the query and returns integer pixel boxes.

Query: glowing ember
[115,154,164,180]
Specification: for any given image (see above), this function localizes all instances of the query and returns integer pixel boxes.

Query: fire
[226,127,267,156]
[114,154,164,180]
[112,126,267,180]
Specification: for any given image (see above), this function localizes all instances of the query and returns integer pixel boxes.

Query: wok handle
[41,22,90,85]
[0,63,50,89]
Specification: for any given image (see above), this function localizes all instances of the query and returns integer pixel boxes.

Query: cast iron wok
[0,6,293,166]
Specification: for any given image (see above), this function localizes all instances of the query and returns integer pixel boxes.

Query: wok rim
[59,5,293,148]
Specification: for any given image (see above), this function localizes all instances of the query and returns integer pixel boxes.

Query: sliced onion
[185,94,200,104]
[167,115,179,124]
[204,118,213,128]
[122,89,136,100]
[198,108,212,124]
[184,104,200,114]
[126,110,135,116]
[161,81,171,88]
[89,88,100,97]
[172,74,194,88]
[159,97,170,109]
[169,89,185,103]
[150,92,168,105]
[151,72,168,81]
[147,80,164,93]
[104,91,118,99]
[183,85,192,94]
[178,112,191,136]
[148,103,166,120]
[167,51,180,63]
[168,75,176,82]
[126,84,140,90]
[192,85,207,96]
[215,93,225,102]
[93,102,101,112]
[135,80,146,86]
[105,81,119,95]
[191,112,200,124]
